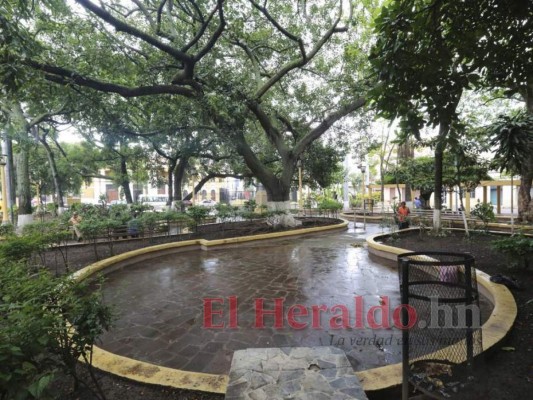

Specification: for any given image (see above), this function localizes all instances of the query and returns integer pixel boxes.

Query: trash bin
[397,252,483,399]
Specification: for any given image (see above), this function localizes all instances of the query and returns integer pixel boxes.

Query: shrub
[186,206,210,232]
[22,221,72,272]
[0,263,112,399]
[318,198,342,217]
[129,202,153,215]
[471,202,496,231]
[243,200,257,212]
[215,203,233,222]
[108,204,131,224]
[491,234,533,268]
[0,223,15,238]
[241,211,261,221]
[0,234,47,265]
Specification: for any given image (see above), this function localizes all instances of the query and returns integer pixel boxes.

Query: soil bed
[388,229,532,400]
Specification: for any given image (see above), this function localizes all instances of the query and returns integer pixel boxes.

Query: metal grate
[398,252,483,399]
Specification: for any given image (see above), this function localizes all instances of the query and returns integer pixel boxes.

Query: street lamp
[0,155,9,224]
[358,162,367,231]
[297,159,303,211]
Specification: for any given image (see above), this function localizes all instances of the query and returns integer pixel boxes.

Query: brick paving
[98,224,404,374]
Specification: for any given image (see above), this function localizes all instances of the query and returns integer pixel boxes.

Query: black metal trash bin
[397,252,483,399]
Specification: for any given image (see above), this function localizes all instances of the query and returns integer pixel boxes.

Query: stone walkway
[225,347,369,400]
[98,223,403,375]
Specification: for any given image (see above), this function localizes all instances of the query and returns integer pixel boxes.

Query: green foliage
[243,200,257,212]
[241,211,261,221]
[318,198,342,211]
[214,203,234,222]
[317,198,342,217]
[350,193,380,208]
[0,224,15,237]
[186,206,210,232]
[386,153,490,198]
[0,234,46,264]
[22,221,71,245]
[303,143,346,189]
[108,204,131,224]
[487,110,533,175]
[0,263,112,399]
[491,235,533,269]
[129,202,152,215]
[158,210,189,224]
[471,202,496,230]
[77,218,107,241]
[303,196,313,209]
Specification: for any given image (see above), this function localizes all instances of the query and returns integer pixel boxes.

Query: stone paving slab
[225,347,369,400]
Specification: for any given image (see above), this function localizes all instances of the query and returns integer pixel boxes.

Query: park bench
[410,209,478,229]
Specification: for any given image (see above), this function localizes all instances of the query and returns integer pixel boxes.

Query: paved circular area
[99,225,406,374]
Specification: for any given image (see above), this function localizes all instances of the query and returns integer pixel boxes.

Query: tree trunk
[433,132,447,231]
[166,159,177,206]
[173,158,188,201]
[518,156,533,223]
[172,158,188,211]
[234,130,294,204]
[263,178,292,203]
[518,85,533,222]
[420,190,433,208]
[15,138,33,229]
[2,137,15,221]
[397,140,414,201]
[37,129,65,211]
[119,156,133,203]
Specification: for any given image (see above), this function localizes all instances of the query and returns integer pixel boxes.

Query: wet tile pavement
[98,223,404,375]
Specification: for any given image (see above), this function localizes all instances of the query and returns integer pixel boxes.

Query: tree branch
[184,171,254,201]
[27,60,199,98]
[248,0,306,58]
[75,0,194,65]
[192,0,226,63]
[247,101,290,159]
[253,1,346,99]
[181,1,218,53]
[293,97,366,157]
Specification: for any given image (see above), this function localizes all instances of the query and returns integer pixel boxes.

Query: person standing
[69,212,83,242]
[397,201,411,230]
[414,197,422,209]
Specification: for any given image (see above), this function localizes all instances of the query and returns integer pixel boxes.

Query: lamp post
[297,159,303,211]
[358,162,367,231]
[0,155,9,224]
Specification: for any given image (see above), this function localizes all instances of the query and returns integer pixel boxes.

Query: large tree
[464,0,533,221]
[4,0,371,219]
[371,0,533,224]
[370,0,478,230]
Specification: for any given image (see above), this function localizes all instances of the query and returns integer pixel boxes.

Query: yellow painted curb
[359,230,518,392]
[73,221,348,394]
